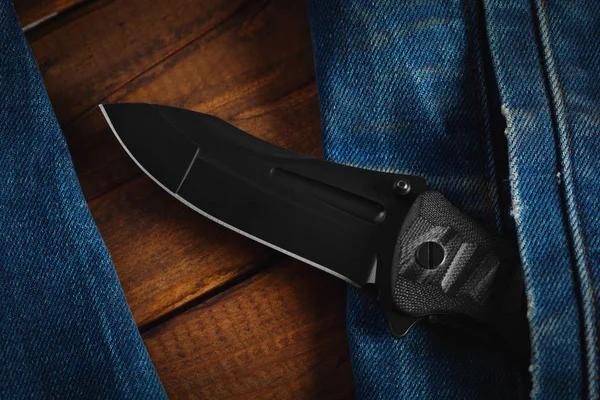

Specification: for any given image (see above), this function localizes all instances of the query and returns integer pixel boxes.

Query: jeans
[0,1,166,398]
[307,0,600,399]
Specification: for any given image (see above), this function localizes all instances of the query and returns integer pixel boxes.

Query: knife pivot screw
[416,241,445,269]
[393,179,411,195]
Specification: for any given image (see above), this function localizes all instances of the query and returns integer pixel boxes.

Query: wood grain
[143,260,353,399]
[15,0,86,30]
[28,0,248,125]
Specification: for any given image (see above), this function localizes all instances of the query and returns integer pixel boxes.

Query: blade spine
[99,104,359,287]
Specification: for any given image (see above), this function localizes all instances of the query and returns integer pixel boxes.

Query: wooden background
[16,0,354,398]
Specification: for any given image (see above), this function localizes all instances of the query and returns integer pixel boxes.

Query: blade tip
[98,103,109,121]
[98,104,120,142]
[98,103,117,117]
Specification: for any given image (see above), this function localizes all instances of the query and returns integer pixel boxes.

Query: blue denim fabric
[308,0,600,398]
[484,1,600,397]
[0,2,166,398]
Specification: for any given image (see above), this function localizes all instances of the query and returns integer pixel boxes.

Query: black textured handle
[391,190,523,334]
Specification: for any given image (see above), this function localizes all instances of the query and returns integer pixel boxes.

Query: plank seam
[139,252,285,336]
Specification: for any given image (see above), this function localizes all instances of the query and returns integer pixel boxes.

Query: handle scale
[390,191,523,339]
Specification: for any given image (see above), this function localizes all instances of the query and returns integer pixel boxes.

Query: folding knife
[100,103,524,341]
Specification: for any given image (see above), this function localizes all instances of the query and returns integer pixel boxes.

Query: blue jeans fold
[0,1,166,398]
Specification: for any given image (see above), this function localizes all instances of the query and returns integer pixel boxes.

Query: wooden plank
[15,0,86,30]
[88,175,270,326]
[28,0,249,125]
[143,260,354,399]
[63,0,320,200]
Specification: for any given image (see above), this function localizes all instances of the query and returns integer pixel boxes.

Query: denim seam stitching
[532,0,599,397]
